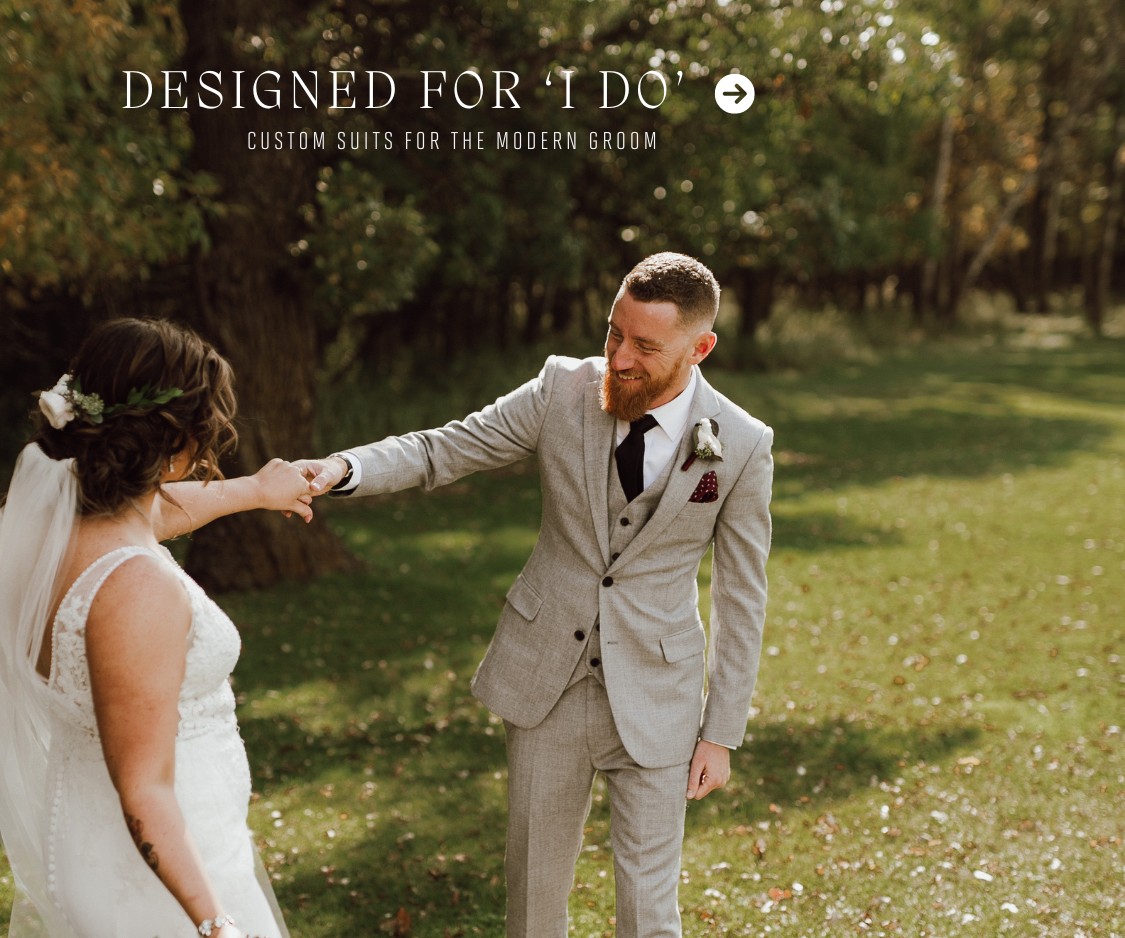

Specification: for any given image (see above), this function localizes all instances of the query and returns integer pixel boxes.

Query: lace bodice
[48,545,241,741]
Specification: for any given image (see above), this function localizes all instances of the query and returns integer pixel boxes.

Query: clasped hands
[259,455,348,524]
[251,457,316,523]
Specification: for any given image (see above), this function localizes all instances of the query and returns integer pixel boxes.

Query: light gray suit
[343,355,773,936]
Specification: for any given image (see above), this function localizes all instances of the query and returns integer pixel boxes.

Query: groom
[301,253,773,937]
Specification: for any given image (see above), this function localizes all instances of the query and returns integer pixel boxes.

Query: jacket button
[620,517,630,526]
[574,630,586,641]
[602,576,614,587]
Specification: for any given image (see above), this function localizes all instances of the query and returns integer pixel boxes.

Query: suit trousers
[503,676,689,938]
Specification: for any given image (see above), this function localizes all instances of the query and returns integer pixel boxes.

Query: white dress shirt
[614,367,698,494]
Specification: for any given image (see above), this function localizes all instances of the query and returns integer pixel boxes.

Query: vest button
[590,657,601,667]
[574,630,586,641]
[620,517,631,526]
[602,576,614,587]
[611,552,620,561]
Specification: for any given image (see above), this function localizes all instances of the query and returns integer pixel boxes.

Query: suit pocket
[660,625,706,663]
[505,574,543,622]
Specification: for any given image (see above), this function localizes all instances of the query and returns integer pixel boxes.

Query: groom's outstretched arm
[301,356,564,498]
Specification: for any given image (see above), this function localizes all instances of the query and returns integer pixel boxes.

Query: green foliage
[1,0,1122,400]
[0,1,214,293]
[304,162,438,381]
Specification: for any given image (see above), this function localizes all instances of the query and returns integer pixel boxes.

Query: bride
[0,318,312,937]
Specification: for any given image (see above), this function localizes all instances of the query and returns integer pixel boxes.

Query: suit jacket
[346,355,773,768]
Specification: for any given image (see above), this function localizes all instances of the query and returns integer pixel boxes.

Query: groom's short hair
[620,253,720,330]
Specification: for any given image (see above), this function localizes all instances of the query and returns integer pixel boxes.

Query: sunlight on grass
[2,333,1122,936]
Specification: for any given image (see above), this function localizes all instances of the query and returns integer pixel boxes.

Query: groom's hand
[686,739,731,800]
[294,456,349,495]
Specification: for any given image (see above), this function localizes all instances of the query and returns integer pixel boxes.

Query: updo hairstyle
[33,318,238,516]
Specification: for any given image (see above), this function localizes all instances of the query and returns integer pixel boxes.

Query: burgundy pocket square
[689,470,719,503]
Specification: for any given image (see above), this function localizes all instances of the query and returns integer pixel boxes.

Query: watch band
[329,452,354,490]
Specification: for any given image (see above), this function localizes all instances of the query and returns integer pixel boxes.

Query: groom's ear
[689,331,717,365]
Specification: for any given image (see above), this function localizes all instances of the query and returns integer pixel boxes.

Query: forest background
[1,0,1122,589]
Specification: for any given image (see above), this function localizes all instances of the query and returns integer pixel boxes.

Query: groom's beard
[601,366,678,422]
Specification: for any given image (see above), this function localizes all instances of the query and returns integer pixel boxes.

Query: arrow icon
[715,74,755,114]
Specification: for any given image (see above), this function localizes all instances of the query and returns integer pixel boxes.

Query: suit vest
[566,445,679,689]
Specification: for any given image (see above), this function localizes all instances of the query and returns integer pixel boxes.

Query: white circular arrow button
[715,73,755,114]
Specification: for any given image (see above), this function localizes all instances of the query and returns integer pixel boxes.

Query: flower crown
[38,373,184,429]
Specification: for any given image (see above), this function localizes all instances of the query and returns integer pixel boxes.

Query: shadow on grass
[241,702,510,935]
[934,339,1125,408]
[237,698,983,932]
[767,407,1111,495]
[733,340,1123,496]
[770,509,903,553]
[728,717,978,813]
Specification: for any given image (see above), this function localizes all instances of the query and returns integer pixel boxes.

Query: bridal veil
[0,444,80,937]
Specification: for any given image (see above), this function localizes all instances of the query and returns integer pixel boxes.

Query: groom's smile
[601,290,714,422]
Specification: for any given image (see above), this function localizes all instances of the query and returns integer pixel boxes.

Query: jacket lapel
[583,377,614,566]
[610,371,722,568]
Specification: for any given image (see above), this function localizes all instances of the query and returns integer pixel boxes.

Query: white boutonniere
[681,417,723,470]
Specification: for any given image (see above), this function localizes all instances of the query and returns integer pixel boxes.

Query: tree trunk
[1028,77,1061,314]
[1039,172,1063,311]
[734,266,777,339]
[1006,253,1031,313]
[920,110,956,320]
[1086,112,1125,336]
[178,2,358,591]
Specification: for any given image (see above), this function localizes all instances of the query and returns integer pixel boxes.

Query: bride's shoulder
[84,551,192,646]
[78,547,194,701]
[63,529,190,636]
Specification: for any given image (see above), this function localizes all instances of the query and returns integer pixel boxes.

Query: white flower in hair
[38,375,76,429]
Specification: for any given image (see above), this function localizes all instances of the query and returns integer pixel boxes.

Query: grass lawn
[2,328,1122,936]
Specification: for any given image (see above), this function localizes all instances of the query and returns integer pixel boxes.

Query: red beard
[600,366,678,422]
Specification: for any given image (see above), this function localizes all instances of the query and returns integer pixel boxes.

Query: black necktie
[615,414,658,503]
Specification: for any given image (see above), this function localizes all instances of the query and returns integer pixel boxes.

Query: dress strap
[56,546,159,628]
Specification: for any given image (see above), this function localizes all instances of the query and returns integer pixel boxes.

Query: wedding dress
[0,446,288,938]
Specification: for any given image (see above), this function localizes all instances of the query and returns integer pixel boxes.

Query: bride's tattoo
[125,813,160,872]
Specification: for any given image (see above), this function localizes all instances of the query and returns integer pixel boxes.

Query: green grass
[2,328,1122,937]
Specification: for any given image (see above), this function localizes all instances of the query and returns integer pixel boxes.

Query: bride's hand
[253,458,314,522]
